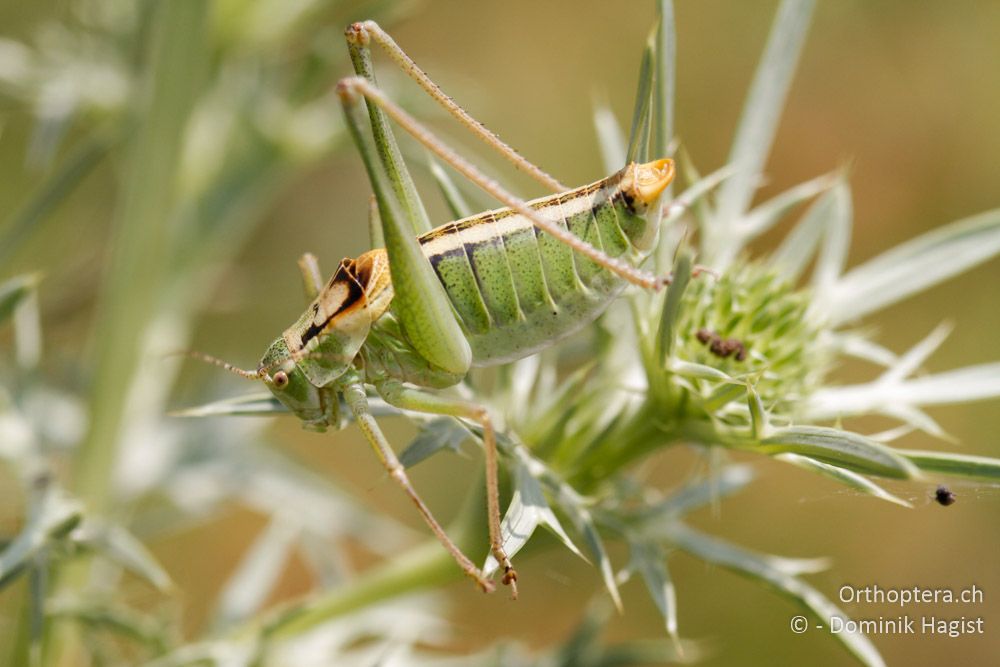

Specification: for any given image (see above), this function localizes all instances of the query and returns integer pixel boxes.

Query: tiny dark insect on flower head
[696,328,748,361]
[934,485,956,506]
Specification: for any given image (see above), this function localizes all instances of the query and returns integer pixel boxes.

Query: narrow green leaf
[826,332,897,367]
[892,363,1000,404]
[654,0,677,160]
[667,523,885,667]
[427,156,472,220]
[880,404,947,440]
[0,273,39,325]
[552,485,622,611]
[656,251,692,366]
[631,465,755,523]
[770,186,831,280]
[662,164,736,227]
[399,417,470,469]
[806,363,1000,420]
[898,449,1000,481]
[668,360,735,382]
[169,392,287,417]
[625,28,657,165]
[170,393,399,419]
[578,516,622,613]
[715,0,816,227]
[484,461,583,576]
[47,600,169,653]
[0,487,83,589]
[775,454,912,507]
[74,522,173,592]
[747,383,767,439]
[13,281,41,370]
[503,354,543,414]
[825,208,1000,325]
[366,194,384,248]
[758,426,919,479]
[524,364,595,455]
[630,540,680,647]
[880,322,952,385]
[29,554,46,667]
[740,172,834,241]
[659,161,734,271]
[810,179,853,291]
[593,104,627,175]
[214,518,298,628]
[136,641,220,667]
[704,382,748,412]
[678,148,716,239]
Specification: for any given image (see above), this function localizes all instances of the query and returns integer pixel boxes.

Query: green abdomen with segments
[416,166,657,366]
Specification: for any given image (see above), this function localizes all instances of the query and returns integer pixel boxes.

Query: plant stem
[74,0,207,516]
[45,3,208,665]
[262,539,457,641]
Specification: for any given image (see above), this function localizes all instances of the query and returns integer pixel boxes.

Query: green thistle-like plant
[182,6,1000,667]
[169,2,1000,666]
[672,262,822,413]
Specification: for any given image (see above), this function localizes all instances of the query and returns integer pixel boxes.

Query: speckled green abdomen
[416,166,658,365]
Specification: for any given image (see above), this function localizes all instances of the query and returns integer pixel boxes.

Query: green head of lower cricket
[251,254,384,429]
[257,336,338,430]
[187,336,344,432]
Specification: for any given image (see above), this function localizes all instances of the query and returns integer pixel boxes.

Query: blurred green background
[1,1,998,665]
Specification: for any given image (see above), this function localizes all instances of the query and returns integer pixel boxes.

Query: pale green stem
[45,3,208,665]
[261,540,457,642]
[75,0,207,517]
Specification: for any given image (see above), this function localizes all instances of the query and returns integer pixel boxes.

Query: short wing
[283,250,392,386]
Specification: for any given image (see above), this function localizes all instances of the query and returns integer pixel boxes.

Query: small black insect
[697,328,747,361]
[934,485,956,506]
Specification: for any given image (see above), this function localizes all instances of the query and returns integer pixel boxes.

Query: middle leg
[376,379,519,599]
[342,382,495,593]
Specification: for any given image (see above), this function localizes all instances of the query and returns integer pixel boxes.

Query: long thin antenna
[174,350,263,381]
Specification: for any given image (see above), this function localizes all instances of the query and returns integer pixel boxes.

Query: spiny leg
[346,20,565,194]
[298,253,324,301]
[376,380,517,599]
[342,382,495,593]
[336,77,674,291]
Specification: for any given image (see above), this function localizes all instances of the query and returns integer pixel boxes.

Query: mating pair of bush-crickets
[195,21,684,598]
